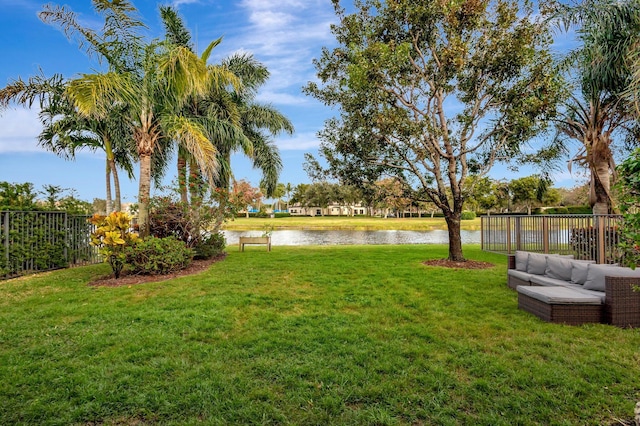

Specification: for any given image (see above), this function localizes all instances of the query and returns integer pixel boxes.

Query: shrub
[545,207,569,214]
[124,236,193,275]
[148,191,234,259]
[566,206,592,214]
[90,212,138,279]
[569,225,621,262]
[1,211,68,279]
[461,211,476,220]
[274,212,291,218]
[616,148,640,268]
[193,232,226,260]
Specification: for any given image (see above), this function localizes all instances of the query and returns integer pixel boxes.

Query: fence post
[506,216,511,254]
[515,216,521,251]
[64,213,69,266]
[2,212,8,274]
[597,215,606,264]
[542,216,549,253]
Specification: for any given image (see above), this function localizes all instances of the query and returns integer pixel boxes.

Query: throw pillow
[583,264,640,291]
[545,256,573,281]
[526,253,548,275]
[515,251,529,271]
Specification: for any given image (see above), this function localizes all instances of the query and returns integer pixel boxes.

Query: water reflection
[223,229,481,246]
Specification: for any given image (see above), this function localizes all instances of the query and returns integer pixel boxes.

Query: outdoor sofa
[507,251,640,327]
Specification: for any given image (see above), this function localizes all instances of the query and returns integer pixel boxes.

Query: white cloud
[276,132,320,151]
[172,0,202,6]
[0,108,42,153]
[222,0,336,106]
[256,90,308,106]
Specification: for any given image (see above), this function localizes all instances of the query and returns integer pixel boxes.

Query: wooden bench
[239,236,271,252]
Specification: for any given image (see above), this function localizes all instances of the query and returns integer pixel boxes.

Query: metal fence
[481,214,624,264]
[1,211,100,280]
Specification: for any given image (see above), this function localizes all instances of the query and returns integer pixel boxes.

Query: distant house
[289,203,367,216]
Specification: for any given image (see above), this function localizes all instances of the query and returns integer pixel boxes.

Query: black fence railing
[481,214,623,264]
[1,211,100,280]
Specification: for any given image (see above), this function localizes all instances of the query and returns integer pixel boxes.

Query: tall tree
[160,6,246,205]
[510,175,553,215]
[306,0,562,261]
[67,41,217,236]
[284,182,294,210]
[45,2,220,236]
[160,6,293,200]
[548,0,640,214]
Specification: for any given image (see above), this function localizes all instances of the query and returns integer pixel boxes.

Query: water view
[223,229,482,246]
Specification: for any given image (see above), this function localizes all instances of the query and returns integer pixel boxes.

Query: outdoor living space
[483,214,640,327]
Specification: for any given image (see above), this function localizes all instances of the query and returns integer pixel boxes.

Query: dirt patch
[422,258,494,269]
[88,254,226,287]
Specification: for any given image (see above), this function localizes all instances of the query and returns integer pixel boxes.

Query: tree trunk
[105,160,113,215]
[590,158,612,215]
[138,153,152,238]
[177,152,188,204]
[444,212,465,261]
[189,159,204,207]
[110,158,122,212]
[217,146,231,192]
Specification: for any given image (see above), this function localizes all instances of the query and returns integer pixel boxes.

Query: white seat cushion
[508,269,535,282]
[530,274,573,287]
[517,286,602,305]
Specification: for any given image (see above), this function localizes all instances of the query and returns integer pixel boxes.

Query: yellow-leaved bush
[89,212,139,278]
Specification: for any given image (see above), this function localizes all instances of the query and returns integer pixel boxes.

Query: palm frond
[200,37,223,63]
[0,73,66,110]
[161,115,219,185]
[67,72,137,118]
[248,131,283,197]
[160,5,193,49]
[223,53,270,95]
[243,103,295,135]
[157,45,209,108]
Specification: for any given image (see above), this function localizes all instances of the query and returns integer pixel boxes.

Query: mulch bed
[422,258,494,269]
[88,254,226,287]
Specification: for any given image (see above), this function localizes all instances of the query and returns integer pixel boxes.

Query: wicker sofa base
[517,292,603,325]
[507,275,530,290]
[605,277,640,328]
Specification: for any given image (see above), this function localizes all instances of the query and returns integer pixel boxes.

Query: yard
[1,245,639,425]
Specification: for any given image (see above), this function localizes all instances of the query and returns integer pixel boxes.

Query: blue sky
[0,0,586,203]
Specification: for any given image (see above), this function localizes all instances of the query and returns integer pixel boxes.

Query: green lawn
[223,215,482,231]
[1,245,639,425]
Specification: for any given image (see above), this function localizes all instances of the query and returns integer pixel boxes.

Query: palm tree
[284,182,294,211]
[0,73,135,213]
[67,41,219,236]
[160,6,247,205]
[38,1,222,235]
[550,0,640,213]
[553,92,636,214]
[160,6,294,199]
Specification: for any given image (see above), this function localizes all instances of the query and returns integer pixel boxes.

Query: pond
[222,229,482,246]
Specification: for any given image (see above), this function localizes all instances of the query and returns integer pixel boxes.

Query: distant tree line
[263,176,591,217]
[0,181,92,214]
